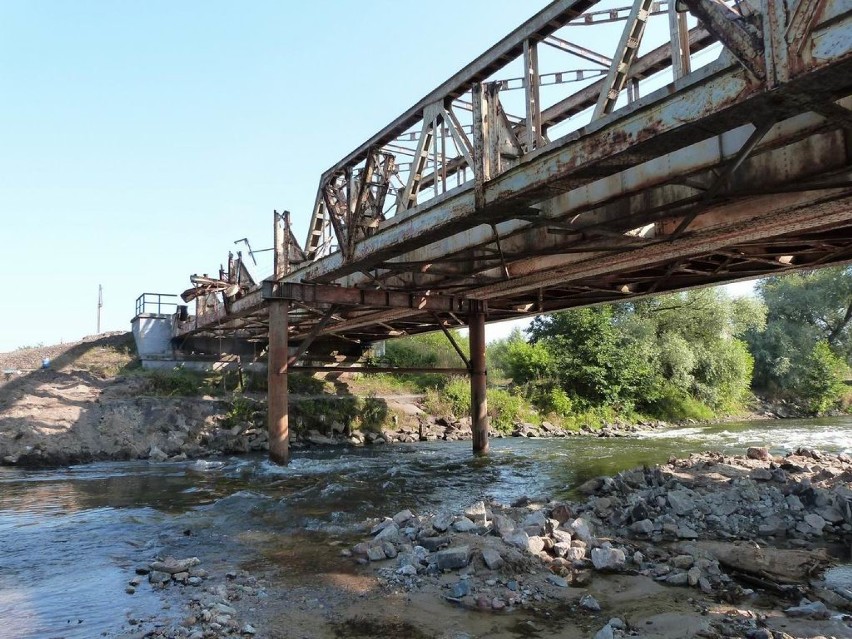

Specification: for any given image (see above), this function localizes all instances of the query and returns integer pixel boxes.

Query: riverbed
[1,416,850,638]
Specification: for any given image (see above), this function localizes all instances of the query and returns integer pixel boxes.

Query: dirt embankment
[0,334,249,466]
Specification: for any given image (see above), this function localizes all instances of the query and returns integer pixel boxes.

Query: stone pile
[128,555,261,638]
[348,448,852,631]
[577,447,852,546]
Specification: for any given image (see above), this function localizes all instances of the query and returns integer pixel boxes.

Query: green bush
[487,388,528,433]
[441,377,471,417]
[143,368,208,396]
[645,384,714,422]
[800,341,848,415]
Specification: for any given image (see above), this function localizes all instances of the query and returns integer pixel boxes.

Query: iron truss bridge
[151,0,852,462]
[170,0,852,355]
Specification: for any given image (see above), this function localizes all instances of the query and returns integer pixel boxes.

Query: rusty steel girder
[169,0,852,350]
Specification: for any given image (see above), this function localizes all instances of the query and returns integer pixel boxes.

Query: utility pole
[97,285,103,334]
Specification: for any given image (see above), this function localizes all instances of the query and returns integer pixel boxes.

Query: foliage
[440,377,471,417]
[494,288,764,422]
[747,266,852,410]
[799,341,848,415]
[383,331,469,369]
[142,367,211,396]
[224,392,256,427]
[354,393,390,433]
[486,388,528,433]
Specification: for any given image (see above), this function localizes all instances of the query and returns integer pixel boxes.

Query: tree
[528,307,651,409]
[799,341,848,415]
[748,266,852,407]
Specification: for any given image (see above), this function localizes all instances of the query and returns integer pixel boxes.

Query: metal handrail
[135,293,179,316]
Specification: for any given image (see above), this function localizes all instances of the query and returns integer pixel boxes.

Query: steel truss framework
[171,0,852,357]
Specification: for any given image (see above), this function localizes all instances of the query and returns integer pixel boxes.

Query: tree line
[382,265,851,425]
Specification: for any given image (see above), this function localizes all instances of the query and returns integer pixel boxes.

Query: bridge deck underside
[171,0,852,356]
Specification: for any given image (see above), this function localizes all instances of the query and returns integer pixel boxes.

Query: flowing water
[1,417,850,638]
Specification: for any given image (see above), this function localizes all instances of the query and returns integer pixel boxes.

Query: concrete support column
[267,300,290,465]
[469,303,489,455]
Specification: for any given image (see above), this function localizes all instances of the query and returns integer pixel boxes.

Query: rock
[667,490,696,516]
[803,513,826,532]
[242,624,257,635]
[527,536,546,554]
[432,513,453,532]
[608,618,625,630]
[665,571,689,586]
[563,547,587,561]
[392,509,414,525]
[747,447,771,461]
[148,445,169,462]
[816,506,844,523]
[577,477,604,495]
[366,546,386,561]
[677,524,699,539]
[629,518,654,536]
[522,510,547,532]
[149,557,201,575]
[569,517,595,543]
[687,566,702,586]
[591,547,625,571]
[491,597,506,610]
[450,580,471,598]
[435,546,471,570]
[453,517,477,533]
[594,625,614,639]
[751,468,773,481]
[784,599,830,619]
[148,570,171,586]
[381,542,398,559]
[419,536,450,552]
[786,494,804,511]
[464,501,488,525]
[550,504,574,524]
[507,530,531,551]
[375,523,401,542]
[397,564,417,576]
[491,514,515,538]
[580,594,601,611]
[481,548,503,570]
[214,603,237,616]
[370,517,394,535]
[551,529,572,544]
[546,575,568,588]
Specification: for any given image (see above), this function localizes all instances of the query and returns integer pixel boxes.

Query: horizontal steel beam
[288,365,469,374]
[261,280,470,312]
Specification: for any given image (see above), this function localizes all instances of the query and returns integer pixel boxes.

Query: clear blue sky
[0,1,752,352]
[1,0,560,351]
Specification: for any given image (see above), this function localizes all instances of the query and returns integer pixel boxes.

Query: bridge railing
[135,293,180,317]
[302,0,728,262]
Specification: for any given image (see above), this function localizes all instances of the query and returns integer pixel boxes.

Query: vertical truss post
[273,210,286,279]
[472,83,489,210]
[669,1,692,79]
[594,0,655,119]
[469,302,489,455]
[268,300,290,465]
[523,39,543,150]
[679,0,765,81]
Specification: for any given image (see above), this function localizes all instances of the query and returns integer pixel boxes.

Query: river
[1,416,850,638]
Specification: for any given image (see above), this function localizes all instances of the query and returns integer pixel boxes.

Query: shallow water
[1,416,850,638]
